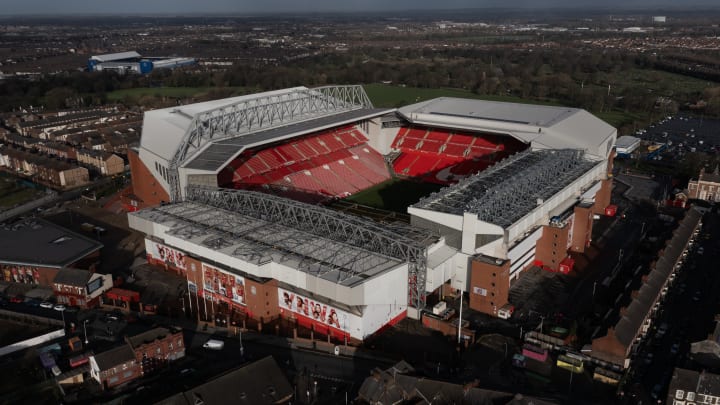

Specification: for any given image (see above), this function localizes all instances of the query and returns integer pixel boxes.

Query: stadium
[125,85,616,341]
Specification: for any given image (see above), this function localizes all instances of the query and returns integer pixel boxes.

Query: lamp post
[239,329,244,357]
[83,319,89,345]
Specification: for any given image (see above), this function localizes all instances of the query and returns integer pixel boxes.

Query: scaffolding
[167,85,373,201]
[185,185,438,309]
[413,149,597,228]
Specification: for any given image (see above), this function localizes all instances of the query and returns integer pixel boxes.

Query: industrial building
[88,51,196,75]
[126,85,616,337]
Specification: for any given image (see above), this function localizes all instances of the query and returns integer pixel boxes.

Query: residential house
[52,268,113,308]
[126,327,185,375]
[667,368,720,405]
[77,148,124,176]
[89,344,141,390]
[688,166,720,203]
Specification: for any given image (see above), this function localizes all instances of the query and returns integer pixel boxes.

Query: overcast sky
[1,0,717,15]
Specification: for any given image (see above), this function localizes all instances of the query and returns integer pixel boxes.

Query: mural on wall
[145,239,187,270]
[201,263,245,305]
[278,287,349,331]
[1,265,40,284]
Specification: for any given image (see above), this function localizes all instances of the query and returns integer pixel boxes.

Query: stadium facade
[126,85,616,339]
[88,51,196,75]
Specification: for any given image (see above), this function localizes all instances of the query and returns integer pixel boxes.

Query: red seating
[389,126,524,184]
[418,140,442,153]
[223,124,391,197]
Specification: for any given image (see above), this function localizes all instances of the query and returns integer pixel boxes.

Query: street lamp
[239,329,244,357]
[83,319,89,345]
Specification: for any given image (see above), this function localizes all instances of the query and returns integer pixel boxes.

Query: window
[686,392,695,401]
[178,339,183,347]
[676,391,685,400]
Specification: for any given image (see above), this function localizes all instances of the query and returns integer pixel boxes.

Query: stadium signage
[145,239,187,271]
[201,263,246,305]
[278,287,349,331]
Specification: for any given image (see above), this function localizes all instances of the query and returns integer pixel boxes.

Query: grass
[363,83,562,108]
[344,177,443,213]
[0,176,43,208]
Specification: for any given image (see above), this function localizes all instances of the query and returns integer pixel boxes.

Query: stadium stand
[390,126,525,184]
[224,126,391,198]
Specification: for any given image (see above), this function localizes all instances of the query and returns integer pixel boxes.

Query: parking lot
[638,114,720,156]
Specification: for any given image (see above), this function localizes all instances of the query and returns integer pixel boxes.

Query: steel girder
[167,85,373,201]
[185,185,433,309]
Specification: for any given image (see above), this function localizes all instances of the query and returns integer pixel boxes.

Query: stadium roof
[0,218,103,268]
[141,87,306,161]
[89,51,141,62]
[133,201,406,287]
[398,97,616,158]
[184,107,391,171]
[412,149,598,228]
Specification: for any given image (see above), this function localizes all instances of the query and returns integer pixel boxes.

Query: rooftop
[53,268,92,287]
[0,218,103,268]
[126,327,181,349]
[91,343,136,371]
[614,208,702,349]
[133,201,403,287]
[398,97,616,157]
[156,356,293,405]
[184,107,391,172]
[412,149,599,228]
[90,51,141,62]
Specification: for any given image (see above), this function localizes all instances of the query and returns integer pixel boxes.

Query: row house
[16,110,118,136]
[77,149,125,175]
[125,327,185,375]
[89,345,141,390]
[52,268,113,308]
[88,327,185,390]
[0,132,42,149]
[37,141,78,160]
[0,146,89,188]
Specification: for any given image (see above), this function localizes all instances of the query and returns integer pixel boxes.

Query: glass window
[676,390,684,400]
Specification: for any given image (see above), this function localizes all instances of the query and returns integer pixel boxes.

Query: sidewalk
[146,312,397,365]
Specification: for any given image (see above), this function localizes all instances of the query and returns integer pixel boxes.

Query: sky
[0,0,718,15]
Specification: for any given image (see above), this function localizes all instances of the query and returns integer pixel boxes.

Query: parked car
[24,298,41,307]
[9,296,23,304]
[53,304,66,312]
[39,301,54,309]
[203,339,225,350]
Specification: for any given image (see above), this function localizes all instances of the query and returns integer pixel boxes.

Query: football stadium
[125,85,616,341]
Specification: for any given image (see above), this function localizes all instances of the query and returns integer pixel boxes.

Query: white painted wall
[408,207,464,231]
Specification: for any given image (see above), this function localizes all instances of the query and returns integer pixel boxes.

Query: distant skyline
[1,0,719,16]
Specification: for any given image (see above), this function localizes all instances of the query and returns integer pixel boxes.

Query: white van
[203,339,225,350]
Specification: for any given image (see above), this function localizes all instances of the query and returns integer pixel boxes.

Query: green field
[0,175,43,208]
[363,83,561,108]
[344,177,443,213]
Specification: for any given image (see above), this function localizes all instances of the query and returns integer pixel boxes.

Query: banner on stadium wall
[201,263,245,305]
[566,215,575,249]
[277,287,349,331]
[1,265,40,284]
[145,239,187,271]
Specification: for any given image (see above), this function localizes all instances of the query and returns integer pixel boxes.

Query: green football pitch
[343,177,443,213]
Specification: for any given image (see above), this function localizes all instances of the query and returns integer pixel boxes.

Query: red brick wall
[245,278,280,321]
[570,205,594,253]
[535,225,570,271]
[468,257,510,316]
[128,148,169,208]
[593,179,613,216]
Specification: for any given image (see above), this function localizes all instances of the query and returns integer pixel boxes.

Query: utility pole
[239,328,244,357]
